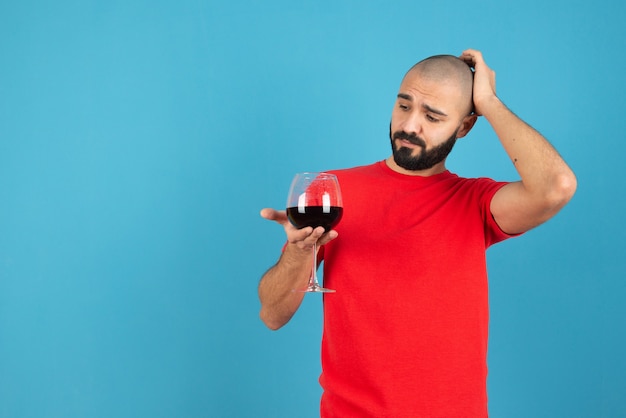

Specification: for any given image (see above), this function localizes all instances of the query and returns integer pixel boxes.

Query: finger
[288,226,326,248]
[460,49,485,68]
[302,226,327,244]
[307,226,327,243]
[459,54,475,68]
[461,49,482,59]
[260,208,287,223]
[287,226,313,242]
[317,230,339,246]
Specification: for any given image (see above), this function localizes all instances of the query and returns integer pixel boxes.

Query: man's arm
[460,49,577,234]
[258,208,338,330]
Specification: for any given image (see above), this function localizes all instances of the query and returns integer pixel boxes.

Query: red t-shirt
[317,161,515,417]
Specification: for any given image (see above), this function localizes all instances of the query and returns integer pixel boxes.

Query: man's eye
[398,104,409,110]
[426,114,439,122]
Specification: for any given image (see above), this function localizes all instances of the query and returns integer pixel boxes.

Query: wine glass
[286,172,343,293]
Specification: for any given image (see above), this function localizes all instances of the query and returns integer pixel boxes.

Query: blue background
[1,1,624,417]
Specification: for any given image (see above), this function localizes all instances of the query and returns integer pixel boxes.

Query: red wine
[286,206,343,231]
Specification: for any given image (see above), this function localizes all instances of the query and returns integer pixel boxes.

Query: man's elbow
[260,308,287,331]
[548,170,577,209]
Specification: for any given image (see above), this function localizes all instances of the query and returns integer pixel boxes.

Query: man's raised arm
[460,49,577,234]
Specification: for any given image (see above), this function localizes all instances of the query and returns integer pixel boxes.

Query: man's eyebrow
[397,93,448,117]
[422,104,448,117]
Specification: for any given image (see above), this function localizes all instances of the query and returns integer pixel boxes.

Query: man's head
[389,55,477,174]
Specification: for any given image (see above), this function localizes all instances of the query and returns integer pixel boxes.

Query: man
[258,49,576,417]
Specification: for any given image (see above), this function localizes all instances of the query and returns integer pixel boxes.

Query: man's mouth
[399,138,421,147]
[394,132,425,148]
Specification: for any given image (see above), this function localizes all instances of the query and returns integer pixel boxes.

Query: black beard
[389,129,458,171]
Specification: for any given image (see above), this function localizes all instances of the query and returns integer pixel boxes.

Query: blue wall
[1,0,624,417]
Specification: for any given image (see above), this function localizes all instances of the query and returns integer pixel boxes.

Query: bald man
[258,50,576,417]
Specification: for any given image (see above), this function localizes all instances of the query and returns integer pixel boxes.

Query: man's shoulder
[445,171,501,185]
[328,161,381,173]
[326,161,383,178]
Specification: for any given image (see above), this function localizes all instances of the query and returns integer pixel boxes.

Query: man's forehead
[397,74,456,102]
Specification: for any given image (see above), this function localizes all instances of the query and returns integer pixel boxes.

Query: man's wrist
[477,95,504,119]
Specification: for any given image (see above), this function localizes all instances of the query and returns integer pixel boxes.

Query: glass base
[298,284,336,293]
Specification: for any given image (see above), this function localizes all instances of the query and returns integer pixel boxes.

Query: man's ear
[456,114,478,139]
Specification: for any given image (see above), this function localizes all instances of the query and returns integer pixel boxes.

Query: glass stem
[310,242,318,288]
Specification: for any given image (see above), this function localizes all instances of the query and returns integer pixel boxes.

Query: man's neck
[385,156,447,177]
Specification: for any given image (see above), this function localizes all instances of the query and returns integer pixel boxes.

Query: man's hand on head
[459,49,498,117]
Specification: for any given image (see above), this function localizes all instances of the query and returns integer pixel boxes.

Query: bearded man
[258,49,576,417]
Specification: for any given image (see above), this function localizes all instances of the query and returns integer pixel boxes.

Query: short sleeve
[478,179,522,247]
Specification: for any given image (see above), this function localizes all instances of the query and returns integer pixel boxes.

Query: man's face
[389,70,470,172]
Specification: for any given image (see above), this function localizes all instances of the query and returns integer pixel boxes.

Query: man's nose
[398,113,423,136]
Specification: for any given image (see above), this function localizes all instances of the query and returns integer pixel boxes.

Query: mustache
[392,131,426,148]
